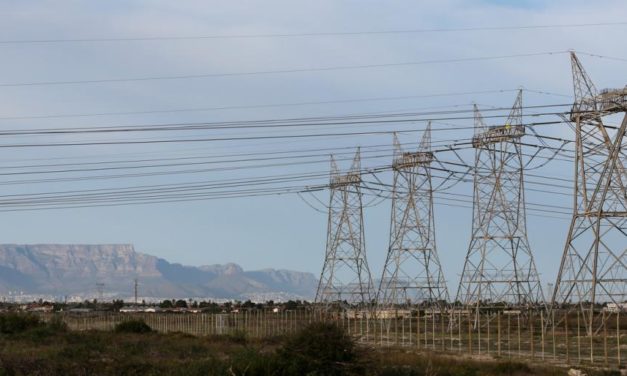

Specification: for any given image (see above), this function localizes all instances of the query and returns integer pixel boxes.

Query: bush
[0,313,43,334]
[114,319,152,334]
[492,361,531,375]
[277,321,362,376]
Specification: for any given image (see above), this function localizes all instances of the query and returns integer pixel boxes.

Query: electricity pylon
[315,148,374,308]
[378,124,449,310]
[456,91,544,311]
[552,52,627,333]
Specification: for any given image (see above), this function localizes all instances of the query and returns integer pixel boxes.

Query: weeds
[0,316,592,375]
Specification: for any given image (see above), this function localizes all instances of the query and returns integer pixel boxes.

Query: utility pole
[456,91,544,317]
[134,278,139,305]
[315,148,374,309]
[552,52,627,334]
[378,124,449,311]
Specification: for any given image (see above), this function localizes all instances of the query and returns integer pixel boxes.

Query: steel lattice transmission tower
[378,125,449,308]
[456,91,544,309]
[552,52,627,331]
[315,149,374,307]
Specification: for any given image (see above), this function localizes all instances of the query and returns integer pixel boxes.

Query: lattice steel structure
[378,125,449,308]
[552,52,627,333]
[457,91,544,310]
[315,149,374,307]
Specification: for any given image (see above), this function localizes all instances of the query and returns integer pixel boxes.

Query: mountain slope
[0,244,317,301]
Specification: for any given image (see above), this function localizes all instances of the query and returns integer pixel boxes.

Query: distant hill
[0,244,317,301]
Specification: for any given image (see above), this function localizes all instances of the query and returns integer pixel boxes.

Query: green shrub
[492,361,531,375]
[0,313,42,334]
[277,321,362,376]
[114,319,152,334]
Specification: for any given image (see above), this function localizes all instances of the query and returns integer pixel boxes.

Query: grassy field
[0,313,622,375]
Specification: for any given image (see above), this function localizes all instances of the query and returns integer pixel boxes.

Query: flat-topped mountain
[0,244,317,301]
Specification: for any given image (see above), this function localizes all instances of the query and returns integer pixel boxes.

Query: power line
[0,119,570,149]
[2,22,626,44]
[0,51,568,87]
[577,51,627,63]
[0,104,572,136]
[0,143,576,210]
[0,89,523,121]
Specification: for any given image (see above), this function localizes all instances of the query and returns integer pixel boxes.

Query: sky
[0,0,625,296]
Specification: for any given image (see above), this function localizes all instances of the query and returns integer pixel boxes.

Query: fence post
[507,313,511,358]
[458,311,462,353]
[449,311,453,351]
[541,310,545,360]
[531,310,535,359]
[487,311,491,355]
[360,310,364,341]
[603,310,608,366]
[424,313,428,348]
[497,311,501,357]
[468,312,472,354]
[402,315,406,347]
[366,311,370,344]
[618,310,621,367]
[395,315,399,346]
[577,310,581,364]
[432,311,436,350]
[517,313,521,357]
[417,310,420,349]
[408,312,412,346]
[478,310,481,355]
[566,312,570,364]
[441,312,445,351]
[380,315,384,347]
[590,309,594,364]
[552,310,556,361]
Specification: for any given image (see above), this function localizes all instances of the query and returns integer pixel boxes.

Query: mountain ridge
[0,244,317,301]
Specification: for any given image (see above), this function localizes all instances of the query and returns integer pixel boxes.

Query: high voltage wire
[0,100,580,203]
[2,22,626,44]
[0,99,583,212]
[0,141,576,210]
[0,128,577,187]
[0,48,617,219]
[0,171,573,216]
[0,141,411,170]
[0,146,574,186]
[577,51,627,63]
[0,89,531,121]
[0,120,569,149]
[0,103,572,136]
[0,104,578,164]
[0,134,574,190]
[0,51,568,87]
[0,177,574,215]
[0,106,579,154]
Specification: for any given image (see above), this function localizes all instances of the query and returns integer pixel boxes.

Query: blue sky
[0,0,625,295]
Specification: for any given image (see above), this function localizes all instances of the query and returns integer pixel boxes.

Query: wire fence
[38,308,626,367]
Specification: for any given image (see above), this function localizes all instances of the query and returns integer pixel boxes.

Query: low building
[604,302,627,312]
[26,305,54,313]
